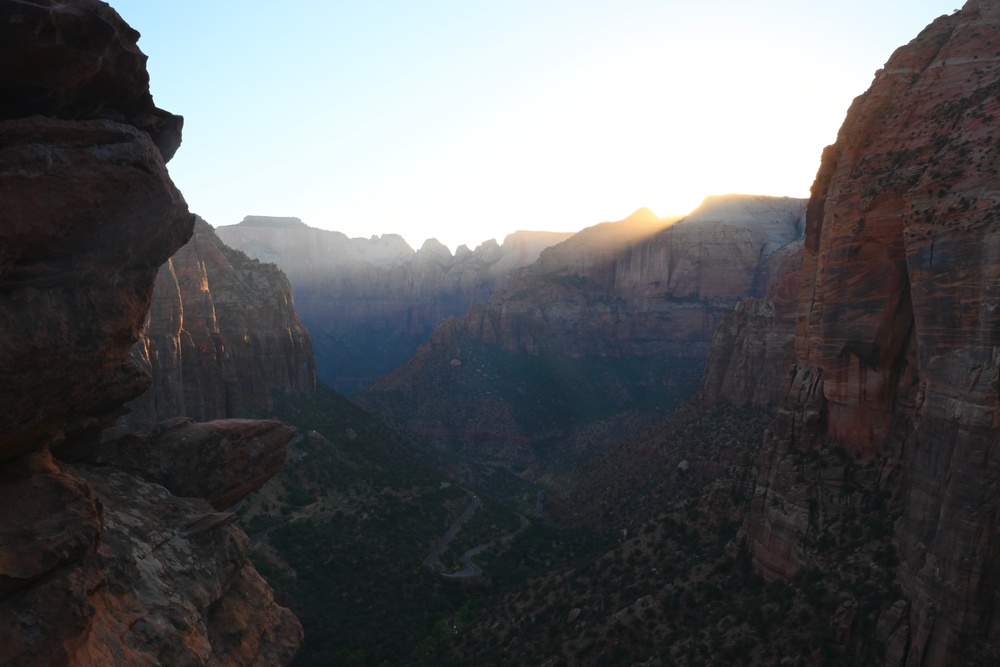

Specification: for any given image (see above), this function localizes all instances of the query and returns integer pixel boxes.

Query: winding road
[424,491,529,578]
[442,514,529,578]
[424,491,480,569]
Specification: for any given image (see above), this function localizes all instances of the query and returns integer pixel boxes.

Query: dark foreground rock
[0,1,302,663]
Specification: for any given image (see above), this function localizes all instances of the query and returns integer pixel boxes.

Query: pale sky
[112,0,960,251]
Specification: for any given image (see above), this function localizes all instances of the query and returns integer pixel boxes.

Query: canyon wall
[0,2,301,664]
[740,2,1000,663]
[697,240,803,408]
[119,217,316,431]
[359,199,804,461]
[466,197,805,359]
[217,216,572,392]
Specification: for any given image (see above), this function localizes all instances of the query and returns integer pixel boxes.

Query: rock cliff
[360,199,804,462]
[0,2,301,664]
[697,240,803,408]
[118,217,316,431]
[474,197,804,358]
[739,2,1000,663]
[216,216,572,393]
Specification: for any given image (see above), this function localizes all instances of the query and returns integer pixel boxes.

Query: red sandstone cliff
[118,217,316,431]
[0,2,301,664]
[216,216,572,392]
[739,3,1000,664]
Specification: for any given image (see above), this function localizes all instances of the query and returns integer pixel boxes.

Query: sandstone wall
[697,241,803,408]
[119,217,316,431]
[741,3,1000,663]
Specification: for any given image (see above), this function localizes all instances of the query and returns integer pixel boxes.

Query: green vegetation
[241,384,615,666]
[243,384,901,666]
[457,342,705,429]
[240,385,465,664]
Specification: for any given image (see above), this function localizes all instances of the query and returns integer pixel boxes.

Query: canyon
[358,196,806,465]
[4,0,1000,665]
[216,215,572,393]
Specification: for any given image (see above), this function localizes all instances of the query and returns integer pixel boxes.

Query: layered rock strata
[216,216,572,392]
[119,217,316,431]
[0,451,301,666]
[741,2,1000,663]
[0,1,301,663]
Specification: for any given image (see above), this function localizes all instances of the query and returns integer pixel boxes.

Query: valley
[2,1,999,667]
[210,4,1000,663]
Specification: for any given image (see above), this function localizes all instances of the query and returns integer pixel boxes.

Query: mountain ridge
[216,216,574,392]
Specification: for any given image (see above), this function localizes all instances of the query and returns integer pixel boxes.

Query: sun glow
[112,0,959,252]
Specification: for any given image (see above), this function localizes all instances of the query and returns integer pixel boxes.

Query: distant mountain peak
[626,207,660,224]
[238,215,306,228]
[417,237,452,256]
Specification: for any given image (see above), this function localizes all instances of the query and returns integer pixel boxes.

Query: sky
[112,0,961,252]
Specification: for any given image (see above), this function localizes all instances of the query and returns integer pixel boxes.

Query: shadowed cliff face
[0,0,183,160]
[118,217,316,431]
[0,2,301,664]
[742,2,1000,663]
[697,240,803,409]
[216,216,573,393]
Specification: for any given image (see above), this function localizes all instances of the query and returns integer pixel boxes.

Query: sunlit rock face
[216,216,572,392]
[117,217,316,432]
[359,199,804,458]
[0,1,302,664]
[430,198,805,359]
[614,196,805,300]
[743,2,1000,663]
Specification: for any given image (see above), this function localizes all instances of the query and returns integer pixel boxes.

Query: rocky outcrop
[0,0,183,160]
[0,96,190,460]
[0,453,302,667]
[360,199,804,459]
[740,2,1000,663]
[74,418,295,511]
[216,216,572,392]
[118,217,316,431]
[0,2,301,664]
